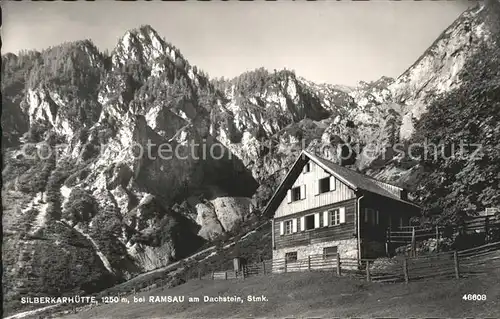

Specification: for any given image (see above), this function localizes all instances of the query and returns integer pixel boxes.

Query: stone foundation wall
[272,238,358,261]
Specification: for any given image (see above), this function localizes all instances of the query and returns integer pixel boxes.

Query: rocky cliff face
[1,26,258,312]
[2,2,498,314]
[389,4,495,139]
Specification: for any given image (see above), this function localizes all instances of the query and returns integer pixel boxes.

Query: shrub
[62,188,97,224]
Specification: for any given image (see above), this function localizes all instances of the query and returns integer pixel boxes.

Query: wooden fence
[457,241,500,276]
[205,241,500,285]
[207,260,273,280]
[271,254,344,274]
[388,226,442,244]
[459,215,500,238]
[387,214,500,257]
[179,215,500,283]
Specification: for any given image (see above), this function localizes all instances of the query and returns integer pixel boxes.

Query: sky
[1,1,475,86]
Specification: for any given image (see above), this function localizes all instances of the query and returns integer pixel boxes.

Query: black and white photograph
[1,0,500,318]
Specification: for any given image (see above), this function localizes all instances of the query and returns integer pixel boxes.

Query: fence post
[411,227,416,257]
[403,258,409,284]
[198,268,201,280]
[435,225,439,253]
[385,228,391,257]
[212,271,215,280]
[454,251,460,279]
[336,253,341,276]
[485,216,490,243]
[365,261,371,282]
[225,271,228,280]
[284,258,287,273]
[262,261,266,275]
[308,256,311,271]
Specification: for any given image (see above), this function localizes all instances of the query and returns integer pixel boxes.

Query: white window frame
[289,185,305,202]
[323,207,346,227]
[284,220,293,235]
[329,209,341,226]
[318,177,330,194]
[317,176,337,194]
[291,187,301,202]
[303,214,316,231]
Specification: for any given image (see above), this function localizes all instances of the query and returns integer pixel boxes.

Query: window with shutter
[290,186,302,202]
[328,209,340,226]
[318,176,337,194]
[303,162,310,173]
[318,177,330,193]
[284,220,293,234]
[304,214,315,230]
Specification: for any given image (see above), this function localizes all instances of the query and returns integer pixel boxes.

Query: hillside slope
[60,270,500,319]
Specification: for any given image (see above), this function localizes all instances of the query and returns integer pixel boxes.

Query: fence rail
[461,215,500,237]
[206,241,500,285]
[388,226,443,243]
[386,214,500,256]
[183,216,500,285]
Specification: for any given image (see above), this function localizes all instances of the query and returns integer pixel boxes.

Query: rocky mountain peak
[11,40,107,139]
[111,24,190,78]
[113,25,166,67]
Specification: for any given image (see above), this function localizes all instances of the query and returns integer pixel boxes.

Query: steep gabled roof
[263,150,419,217]
[307,151,404,201]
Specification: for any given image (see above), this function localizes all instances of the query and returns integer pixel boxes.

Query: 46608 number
[462,294,486,301]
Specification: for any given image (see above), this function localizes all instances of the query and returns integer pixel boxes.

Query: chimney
[400,189,408,201]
